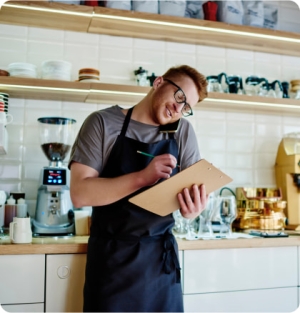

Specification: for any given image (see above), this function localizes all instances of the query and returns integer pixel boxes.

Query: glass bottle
[4,196,16,228]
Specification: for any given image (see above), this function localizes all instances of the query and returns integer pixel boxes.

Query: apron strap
[121,107,176,140]
[162,232,181,284]
[120,107,134,136]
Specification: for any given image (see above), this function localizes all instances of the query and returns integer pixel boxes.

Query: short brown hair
[162,65,208,102]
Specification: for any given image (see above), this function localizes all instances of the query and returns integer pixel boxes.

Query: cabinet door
[45,254,86,313]
[0,254,45,305]
[183,246,298,294]
[2,303,44,312]
[184,287,298,312]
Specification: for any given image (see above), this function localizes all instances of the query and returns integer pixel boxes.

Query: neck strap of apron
[120,107,134,136]
[120,106,175,139]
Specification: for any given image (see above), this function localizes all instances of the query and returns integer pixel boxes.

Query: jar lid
[290,79,300,86]
[79,68,100,76]
[291,85,300,92]
[0,69,9,76]
[206,75,219,81]
[37,117,76,125]
[134,67,147,75]
[245,76,261,85]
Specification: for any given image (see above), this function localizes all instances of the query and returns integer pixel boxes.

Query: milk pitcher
[10,217,32,244]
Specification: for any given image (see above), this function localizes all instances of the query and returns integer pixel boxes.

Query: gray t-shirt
[68,105,200,173]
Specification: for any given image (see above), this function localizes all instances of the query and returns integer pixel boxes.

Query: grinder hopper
[38,117,76,165]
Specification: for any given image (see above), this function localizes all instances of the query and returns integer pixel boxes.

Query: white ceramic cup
[0,112,13,125]
[9,217,32,244]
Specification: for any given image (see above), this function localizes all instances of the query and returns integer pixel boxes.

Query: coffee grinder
[32,117,76,236]
[275,133,300,228]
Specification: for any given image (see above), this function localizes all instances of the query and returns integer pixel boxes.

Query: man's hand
[139,153,177,186]
[177,184,208,219]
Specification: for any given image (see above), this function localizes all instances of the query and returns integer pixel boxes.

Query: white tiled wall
[0,1,300,216]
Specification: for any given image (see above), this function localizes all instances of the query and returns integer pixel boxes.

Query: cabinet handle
[57,265,70,279]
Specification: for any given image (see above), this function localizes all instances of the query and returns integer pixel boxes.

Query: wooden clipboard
[129,159,233,216]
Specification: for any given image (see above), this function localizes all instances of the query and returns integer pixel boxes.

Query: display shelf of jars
[1,76,300,114]
[0,1,300,57]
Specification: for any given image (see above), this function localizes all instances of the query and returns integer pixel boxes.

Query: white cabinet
[2,303,44,312]
[0,254,45,307]
[183,247,298,293]
[45,254,86,313]
[184,287,298,312]
[182,247,298,312]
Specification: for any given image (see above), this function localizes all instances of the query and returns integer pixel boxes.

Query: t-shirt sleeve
[176,119,201,170]
[68,112,104,173]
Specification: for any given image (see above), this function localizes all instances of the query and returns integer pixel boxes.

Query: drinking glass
[198,193,216,238]
[172,210,189,238]
[173,210,200,240]
[185,216,200,240]
[214,195,237,237]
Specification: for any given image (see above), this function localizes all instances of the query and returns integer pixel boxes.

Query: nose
[173,102,183,114]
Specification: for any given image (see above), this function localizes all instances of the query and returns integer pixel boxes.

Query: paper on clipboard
[129,159,233,216]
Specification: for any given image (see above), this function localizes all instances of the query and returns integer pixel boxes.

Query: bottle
[0,190,6,228]
[4,196,16,228]
[16,198,28,218]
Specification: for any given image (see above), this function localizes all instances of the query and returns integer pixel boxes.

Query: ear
[153,76,164,90]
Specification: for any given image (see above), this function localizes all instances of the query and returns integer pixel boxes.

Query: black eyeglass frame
[164,78,193,117]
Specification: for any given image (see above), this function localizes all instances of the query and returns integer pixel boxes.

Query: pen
[137,150,180,168]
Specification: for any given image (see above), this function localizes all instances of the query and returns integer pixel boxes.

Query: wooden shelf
[1,1,300,57]
[1,76,300,115]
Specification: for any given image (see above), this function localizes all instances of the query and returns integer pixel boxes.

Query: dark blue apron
[83,107,183,312]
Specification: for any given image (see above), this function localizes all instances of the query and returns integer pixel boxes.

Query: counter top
[0,236,89,255]
[1,233,300,255]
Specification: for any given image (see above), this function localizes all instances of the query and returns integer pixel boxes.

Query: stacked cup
[0,93,13,126]
[0,93,9,114]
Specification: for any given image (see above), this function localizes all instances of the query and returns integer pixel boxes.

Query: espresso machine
[32,117,76,236]
[275,133,300,228]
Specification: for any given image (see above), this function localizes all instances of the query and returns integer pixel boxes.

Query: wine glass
[173,210,200,240]
[185,216,200,240]
[215,195,237,237]
[172,210,189,238]
[198,193,216,238]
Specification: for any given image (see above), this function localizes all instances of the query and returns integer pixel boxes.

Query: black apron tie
[162,232,181,284]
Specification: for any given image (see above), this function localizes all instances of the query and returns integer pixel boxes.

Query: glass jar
[206,75,223,93]
[134,67,149,86]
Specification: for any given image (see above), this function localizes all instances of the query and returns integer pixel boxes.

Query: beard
[151,90,174,125]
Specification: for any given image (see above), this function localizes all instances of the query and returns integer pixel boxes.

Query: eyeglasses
[164,78,193,117]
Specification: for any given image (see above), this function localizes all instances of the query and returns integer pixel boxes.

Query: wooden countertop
[1,233,300,255]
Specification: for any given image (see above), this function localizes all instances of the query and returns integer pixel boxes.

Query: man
[69,64,208,312]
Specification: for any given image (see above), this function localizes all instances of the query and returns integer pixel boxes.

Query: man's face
[151,76,199,125]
